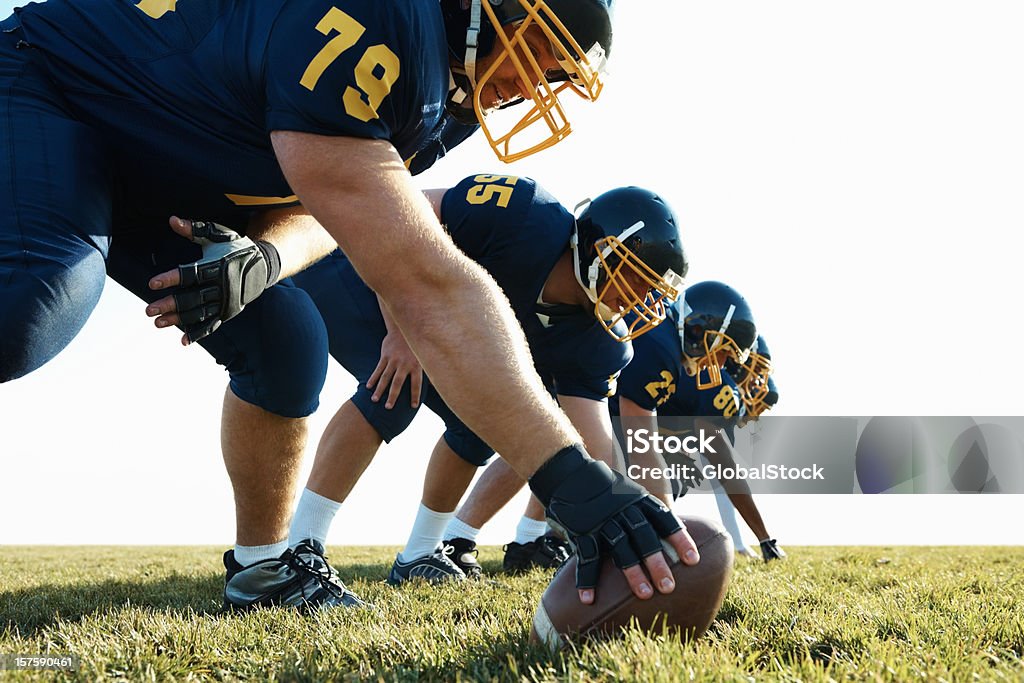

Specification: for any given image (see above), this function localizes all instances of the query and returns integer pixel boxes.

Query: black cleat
[442,537,483,579]
[222,539,365,612]
[388,545,466,585]
[502,533,572,574]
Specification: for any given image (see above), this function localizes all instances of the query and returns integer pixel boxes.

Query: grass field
[1,545,1022,681]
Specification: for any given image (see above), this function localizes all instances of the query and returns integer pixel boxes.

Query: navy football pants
[0,21,327,417]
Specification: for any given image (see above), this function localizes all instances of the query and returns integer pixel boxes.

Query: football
[531,515,734,650]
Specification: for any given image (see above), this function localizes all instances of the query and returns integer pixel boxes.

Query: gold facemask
[471,0,606,162]
[589,233,685,342]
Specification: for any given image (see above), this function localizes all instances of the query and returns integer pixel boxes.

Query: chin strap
[464,0,484,88]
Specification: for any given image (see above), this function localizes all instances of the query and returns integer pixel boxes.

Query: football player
[612,282,787,562]
[714,335,781,557]
[2,1,693,611]
[287,177,687,591]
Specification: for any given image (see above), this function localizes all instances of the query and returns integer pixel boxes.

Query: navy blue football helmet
[441,0,613,161]
[571,186,687,342]
[678,281,757,390]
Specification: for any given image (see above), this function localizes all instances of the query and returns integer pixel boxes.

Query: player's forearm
[247,205,337,279]
[558,395,622,472]
[273,133,579,478]
[376,293,400,335]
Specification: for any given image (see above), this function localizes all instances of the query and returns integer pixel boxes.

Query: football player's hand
[146,217,281,345]
[530,445,701,605]
[759,538,787,562]
[367,330,423,409]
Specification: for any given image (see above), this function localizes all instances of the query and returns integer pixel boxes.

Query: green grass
[1,546,1022,681]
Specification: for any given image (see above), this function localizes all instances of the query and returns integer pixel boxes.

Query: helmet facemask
[680,307,754,390]
[463,0,607,162]
[572,219,686,343]
[735,349,773,406]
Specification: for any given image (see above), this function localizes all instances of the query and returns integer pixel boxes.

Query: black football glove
[172,221,281,343]
[759,538,787,562]
[529,445,683,591]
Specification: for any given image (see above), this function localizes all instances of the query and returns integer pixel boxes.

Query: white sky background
[1,0,1022,547]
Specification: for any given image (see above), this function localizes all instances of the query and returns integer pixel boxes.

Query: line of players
[284,173,785,599]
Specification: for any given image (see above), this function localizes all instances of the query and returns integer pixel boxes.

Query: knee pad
[199,280,328,418]
[351,383,422,443]
[443,425,495,467]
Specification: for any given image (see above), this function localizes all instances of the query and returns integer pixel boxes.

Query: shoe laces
[289,542,346,598]
[435,544,463,571]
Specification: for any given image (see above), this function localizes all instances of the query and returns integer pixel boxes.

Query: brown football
[530,515,734,651]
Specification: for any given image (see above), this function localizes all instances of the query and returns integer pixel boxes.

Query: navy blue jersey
[612,301,743,431]
[14,0,450,225]
[441,174,631,399]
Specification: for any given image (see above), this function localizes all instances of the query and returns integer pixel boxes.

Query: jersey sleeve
[439,174,539,262]
[617,328,682,412]
[264,1,420,140]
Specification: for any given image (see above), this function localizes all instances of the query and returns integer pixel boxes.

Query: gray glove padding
[173,221,281,343]
[529,444,682,590]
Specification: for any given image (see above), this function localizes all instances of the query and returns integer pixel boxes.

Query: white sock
[234,540,288,567]
[288,488,342,548]
[514,516,549,545]
[398,504,454,562]
[443,516,481,543]
[712,483,748,552]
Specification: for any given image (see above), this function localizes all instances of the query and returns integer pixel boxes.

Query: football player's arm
[557,395,623,472]
[694,416,770,542]
[618,396,674,505]
[275,132,698,604]
[422,188,448,220]
[271,132,566,476]
[367,292,423,409]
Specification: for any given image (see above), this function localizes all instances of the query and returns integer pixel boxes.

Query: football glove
[529,444,683,591]
[759,538,787,562]
[173,221,281,343]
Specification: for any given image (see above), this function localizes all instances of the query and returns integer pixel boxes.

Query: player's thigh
[108,233,329,418]
[0,38,113,381]
[291,249,389,378]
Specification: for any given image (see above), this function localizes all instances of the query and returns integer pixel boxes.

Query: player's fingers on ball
[636,549,675,596]
[622,563,655,600]
[574,534,600,601]
[148,267,181,291]
[600,519,639,570]
[621,506,663,559]
[638,496,683,537]
[667,527,700,566]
